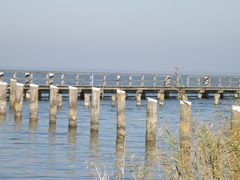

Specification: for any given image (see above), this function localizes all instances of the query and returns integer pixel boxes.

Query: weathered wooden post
[231,105,240,179]
[116,75,120,86]
[157,90,165,106]
[0,82,7,116]
[29,84,39,121]
[141,75,144,87]
[153,76,157,86]
[146,98,158,142]
[117,89,126,139]
[91,87,101,131]
[112,94,117,106]
[186,76,190,87]
[10,79,17,108]
[60,74,64,86]
[49,85,58,124]
[13,72,17,80]
[14,83,24,119]
[57,93,62,108]
[90,74,94,86]
[68,86,78,128]
[128,76,132,86]
[214,93,220,105]
[136,91,142,106]
[103,75,106,86]
[180,100,191,171]
[75,73,80,86]
[84,93,90,107]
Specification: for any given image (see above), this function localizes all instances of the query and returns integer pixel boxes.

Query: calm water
[0,95,234,179]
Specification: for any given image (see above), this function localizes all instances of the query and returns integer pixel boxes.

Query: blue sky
[0,0,240,74]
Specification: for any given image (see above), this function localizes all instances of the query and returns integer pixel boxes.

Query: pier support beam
[49,85,58,124]
[84,93,90,108]
[136,92,142,106]
[57,93,62,108]
[111,94,117,106]
[14,83,24,119]
[157,91,165,106]
[146,98,158,142]
[0,82,7,116]
[117,89,126,139]
[214,93,220,105]
[29,84,39,121]
[180,100,191,171]
[91,87,101,131]
[68,86,78,128]
[9,79,17,108]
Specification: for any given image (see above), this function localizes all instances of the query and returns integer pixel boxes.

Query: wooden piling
[49,85,58,124]
[9,79,17,108]
[29,84,39,121]
[146,98,158,142]
[157,91,165,106]
[84,93,90,107]
[117,89,126,139]
[214,93,220,105]
[180,100,191,170]
[0,82,7,116]
[136,92,142,106]
[111,94,117,106]
[68,86,78,128]
[14,83,24,119]
[91,87,101,131]
[57,93,62,108]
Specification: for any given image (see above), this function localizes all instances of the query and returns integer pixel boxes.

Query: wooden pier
[0,70,240,99]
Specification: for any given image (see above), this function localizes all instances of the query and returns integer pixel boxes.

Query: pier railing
[1,71,240,88]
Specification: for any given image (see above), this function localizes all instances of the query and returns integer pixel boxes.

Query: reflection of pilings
[29,84,39,121]
[0,115,6,125]
[146,98,158,142]
[145,140,157,180]
[49,85,58,124]
[68,86,78,128]
[117,89,126,139]
[48,124,56,144]
[231,105,240,179]
[29,119,38,132]
[90,130,99,156]
[91,87,101,131]
[9,79,17,108]
[68,127,77,145]
[0,82,7,116]
[180,100,191,174]
[115,136,125,179]
[14,116,22,130]
[14,83,24,119]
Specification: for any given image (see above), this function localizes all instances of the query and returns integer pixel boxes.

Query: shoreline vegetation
[89,117,240,179]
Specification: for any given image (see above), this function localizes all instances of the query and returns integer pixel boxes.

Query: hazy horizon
[1,0,240,74]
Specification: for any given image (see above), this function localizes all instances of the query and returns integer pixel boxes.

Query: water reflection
[29,120,38,132]
[90,130,99,156]
[115,136,125,179]
[14,116,22,130]
[66,128,77,177]
[0,115,6,125]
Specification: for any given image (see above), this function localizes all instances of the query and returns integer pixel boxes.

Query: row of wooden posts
[0,79,238,145]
